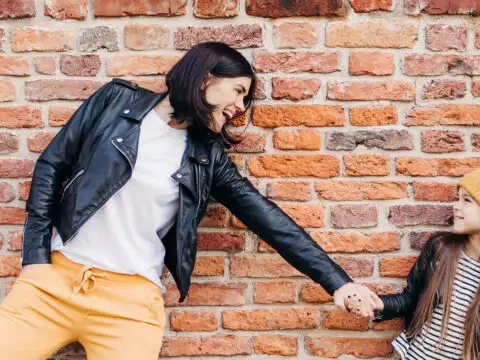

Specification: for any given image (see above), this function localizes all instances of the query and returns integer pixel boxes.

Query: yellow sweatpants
[0,251,166,360]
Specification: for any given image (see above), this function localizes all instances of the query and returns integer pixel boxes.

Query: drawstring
[70,265,107,298]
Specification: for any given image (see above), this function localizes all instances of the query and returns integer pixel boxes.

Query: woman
[347,168,480,359]
[0,42,377,359]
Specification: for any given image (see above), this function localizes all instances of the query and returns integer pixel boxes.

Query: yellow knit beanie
[458,168,480,203]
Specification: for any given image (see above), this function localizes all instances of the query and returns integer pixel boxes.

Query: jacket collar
[120,90,210,165]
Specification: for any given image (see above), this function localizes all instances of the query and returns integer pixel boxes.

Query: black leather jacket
[22,78,352,301]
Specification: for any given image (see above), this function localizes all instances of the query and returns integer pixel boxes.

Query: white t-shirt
[51,109,188,291]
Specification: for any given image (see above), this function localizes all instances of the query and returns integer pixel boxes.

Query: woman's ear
[201,73,215,91]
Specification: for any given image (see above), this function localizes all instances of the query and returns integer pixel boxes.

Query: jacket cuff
[21,246,51,266]
[323,274,354,296]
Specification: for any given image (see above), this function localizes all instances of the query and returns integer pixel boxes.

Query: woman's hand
[334,282,383,318]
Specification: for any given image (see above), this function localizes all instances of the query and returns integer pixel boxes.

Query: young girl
[347,168,480,359]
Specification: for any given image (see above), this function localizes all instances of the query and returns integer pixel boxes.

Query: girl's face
[203,76,252,133]
[453,186,480,234]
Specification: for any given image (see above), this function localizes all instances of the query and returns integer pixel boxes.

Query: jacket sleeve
[210,149,352,295]
[374,236,438,322]
[21,81,116,266]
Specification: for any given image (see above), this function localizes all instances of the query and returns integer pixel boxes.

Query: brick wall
[1,0,479,358]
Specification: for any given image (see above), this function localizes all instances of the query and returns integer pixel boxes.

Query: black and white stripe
[393,251,480,360]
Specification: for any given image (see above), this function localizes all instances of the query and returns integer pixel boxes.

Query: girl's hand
[345,291,384,316]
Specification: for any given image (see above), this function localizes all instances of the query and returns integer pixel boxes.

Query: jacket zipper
[60,169,85,203]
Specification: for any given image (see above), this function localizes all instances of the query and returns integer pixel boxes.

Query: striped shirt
[393,250,480,360]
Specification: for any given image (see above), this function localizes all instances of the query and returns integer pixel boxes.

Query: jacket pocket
[60,170,85,203]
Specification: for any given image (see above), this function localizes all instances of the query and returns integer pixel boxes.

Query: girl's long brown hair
[406,232,480,360]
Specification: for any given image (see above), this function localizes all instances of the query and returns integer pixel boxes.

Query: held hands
[333,282,384,318]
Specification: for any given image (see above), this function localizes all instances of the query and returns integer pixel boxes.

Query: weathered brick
[254,335,297,356]
[409,231,437,250]
[396,157,480,177]
[27,132,55,153]
[426,24,467,51]
[45,0,88,20]
[473,81,480,97]
[0,160,34,178]
[306,337,392,358]
[413,182,457,202]
[94,0,186,16]
[403,54,480,76]
[349,52,394,76]
[231,133,266,153]
[323,309,369,330]
[192,256,224,276]
[350,0,393,12]
[12,28,75,52]
[421,130,464,153]
[106,55,180,76]
[79,27,118,52]
[344,155,390,176]
[0,256,21,277]
[273,129,321,150]
[271,77,320,101]
[0,183,15,203]
[254,78,266,100]
[0,29,5,52]
[198,206,229,228]
[124,25,169,50]
[0,56,30,76]
[311,231,401,253]
[332,256,374,277]
[365,282,404,295]
[193,0,239,18]
[274,22,318,48]
[248,155,339,178]
[349,106,397,126]
[60,55,101,76]
[164,283,247,307]
[222,308,318,330]
[161,335,252,357]
[405,105,480,126]
[405,0,480,15]
[230,256,303,278]
[331,204,378,229]
[267,181,311,202]
[473,133,480,151]
[253,281,297,304]
[300,283,332,303]
[175,24,262,49]
[0,0,35,19]
[372,318,405,331]
[252,105,345,128]
[316,181,407,201]
[246,0,346,17]
[18,181,30,200]
[280,204,324,228]
[34,57,56,75]
[328,81,415,101]
[48,106,76,127]
[170,311,217,332]
[0,106,43,128]
[26,80,103,102]
[8,230,23,251]
[327,21,417,48]
[130,79,167,93]
[0,207,26,225]
[253,51,340,73]
[0,132,19,154]
[422,80,466,100]
[0,80,16,102]
[389,205,453,226]
[326,130,413,151]
[380,256,418,277]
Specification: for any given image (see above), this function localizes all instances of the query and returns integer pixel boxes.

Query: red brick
[193,0,239,18]
[413,182,456,202]
[0,56,30,76]
[94,0,186,16]
[272,77,320,101]
[0,80,16,102]
[0,256,21,277]
[231,133,266,153]
[405,105,480,126]
[0,0,35,18]
[0,207,26,225]
[222,308,318,330]
[0,29,5,51]
[253,281,297,304]
[0,160,34,178]
[422,80,466,100]
[248,155,339,178]
[253,51,340,73]
[8,231,23,251]
[192,256,224,276]
[396,157,480,177]
[372,318,405,331]
[349,106,397,126]
[254,335,297,356]
[0,106,42,128]
[27,132,56,153]
[34,57,56,75]
[426,24,467,51]
[279,204,324,228]
[170,310,217,332]
[300,283,332,303]
[330,204,377,229]
[403,54,480,76]
[246,0,346,17]
[473,133,480,152]
[365,282,404,295]
[350,0,393,12]
[45,0,88,20]
[161,335,251,357]
[473,81,480,97]
[421,130,464,153]
[12,28,75,52]
[197,232,244,252]
[311,232,401,253]
[349,52,394,76]
[60,55,100,76]
[316,181,407,201]
[0,183,15,203]
[333,256,374,277]
[409,231,437,250]
[79,26,118,52]
[253,78,266,100]
[274,22,318,48]
[130,79,167,93]
[230,256,303,278]
[267,181,311,202]
[164,283,247,307]
[306,337,392,358]
[26,80,103,102]
[380,256,418,277]
[106,55,181,76]
[389,205,453,226]
[328,81,415,101]
[0,132,19,154]
[48,106,76,127]
[273,129,321,150]
[124,25,169,50]
[406,0,480,15]
[198,206,229,228]
[344,155,390,176]
[252,105,345,127]
[18,181,30,200]
[323,309,369,330]
[175,24,262,50]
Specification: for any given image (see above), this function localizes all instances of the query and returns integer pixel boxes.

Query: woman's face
[203,76,252,133]
[453,186,480,234]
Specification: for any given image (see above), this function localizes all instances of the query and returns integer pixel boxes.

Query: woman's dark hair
[166,42,256,145]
